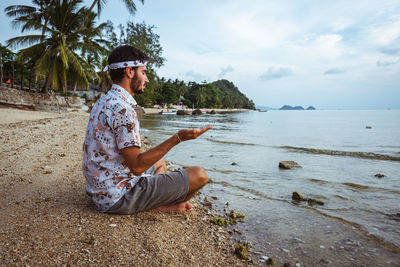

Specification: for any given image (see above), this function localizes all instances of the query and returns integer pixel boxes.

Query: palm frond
[4,5,36,17]
[7,35,43,49]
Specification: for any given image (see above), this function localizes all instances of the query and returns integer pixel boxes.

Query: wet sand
[0,107,246,266]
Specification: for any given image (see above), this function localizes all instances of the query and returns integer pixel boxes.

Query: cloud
[376,58,398,67]
[259,66,293,80]
[324,68,347,75]
[380,47,398,55]
[217,65,234,79]
[331,20,353,32]
[367,17,400,46]
[315,34,343,58]
[185,70,209,82]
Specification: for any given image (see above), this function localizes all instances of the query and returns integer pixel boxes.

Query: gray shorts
[107,167,189,214]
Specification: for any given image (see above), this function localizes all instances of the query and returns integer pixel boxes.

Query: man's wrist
[175,133,182,143]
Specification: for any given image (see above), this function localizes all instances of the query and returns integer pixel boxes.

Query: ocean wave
[278,146,400,161]
[206,138,258,146]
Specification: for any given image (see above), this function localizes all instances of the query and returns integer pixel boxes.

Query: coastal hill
[211,79,255,109]
[280,105,316,110]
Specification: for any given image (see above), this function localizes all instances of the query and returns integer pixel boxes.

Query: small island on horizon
[280,105,316,110]
[255,105,316,111]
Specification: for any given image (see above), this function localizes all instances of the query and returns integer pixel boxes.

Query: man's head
[106,45,150,94]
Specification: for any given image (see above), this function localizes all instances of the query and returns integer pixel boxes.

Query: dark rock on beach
[176,110,185,115]
[279,161,302,169]
[192,109,202,115]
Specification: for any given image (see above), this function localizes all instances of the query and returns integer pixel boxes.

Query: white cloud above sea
[366,16,400,46]
[217,66,234,79]
[376,57,399,67]
[1,0,400,109]
[259,66,294,80]
[324,68,347,75]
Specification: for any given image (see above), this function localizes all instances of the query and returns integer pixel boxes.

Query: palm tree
[196,85,209,108]
[4,0,52,43]
[5,0,53,90]
[97,57,112,91]
[88,0,144,16]
[8,0,106,93]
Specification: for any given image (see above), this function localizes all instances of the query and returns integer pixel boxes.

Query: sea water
[140,110,400,265]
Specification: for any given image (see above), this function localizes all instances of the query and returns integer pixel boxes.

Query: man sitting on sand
[82,45,212,214]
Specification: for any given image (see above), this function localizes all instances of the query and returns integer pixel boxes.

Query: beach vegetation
[3,1,255,109]
[6,0,107,93]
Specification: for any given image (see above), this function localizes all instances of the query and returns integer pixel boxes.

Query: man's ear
[124,67,133,79]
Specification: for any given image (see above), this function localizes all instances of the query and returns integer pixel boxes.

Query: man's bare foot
[155,202,193,212]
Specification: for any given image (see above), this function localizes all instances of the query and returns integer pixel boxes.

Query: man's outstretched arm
[120,125,212,176]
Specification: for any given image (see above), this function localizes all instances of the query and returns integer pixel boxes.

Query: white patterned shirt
[82,84,142,212]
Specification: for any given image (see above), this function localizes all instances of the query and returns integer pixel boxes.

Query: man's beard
[130,76,143,94]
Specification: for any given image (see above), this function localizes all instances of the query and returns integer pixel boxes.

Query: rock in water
[279,161,302,169]
[266,257,276,266]
[234,243,249,260]
[192,109,202,115]
[365,126,372,129]
[229,210,245,219]
[375,173,384,178]
[307,198,324,206]
[292,192,307,201]
[176,110,185,115]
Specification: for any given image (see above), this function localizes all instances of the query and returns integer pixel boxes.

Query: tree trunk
[12,61,14,88]
[0,50,3,85]
[20,66,23,90]
[88,0,98,13]
[43,75,50,94]
[41,16,48,42]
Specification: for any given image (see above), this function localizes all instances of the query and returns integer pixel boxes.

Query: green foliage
[181,79,254,109]
[160,81,178,105]
[211,79,255,109]
[135,77,255,109]
[0,45,16,63]
[88,0,144,17]
[6,0,108,93]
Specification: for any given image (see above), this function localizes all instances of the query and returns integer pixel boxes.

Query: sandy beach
[0,107,246,266]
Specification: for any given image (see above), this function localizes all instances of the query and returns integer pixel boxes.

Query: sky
[1,0,400,109]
